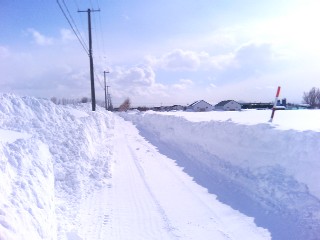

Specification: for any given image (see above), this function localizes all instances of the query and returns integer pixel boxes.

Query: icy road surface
[73,116,270,240]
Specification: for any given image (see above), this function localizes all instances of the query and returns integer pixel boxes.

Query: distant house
[152,106,162,111]
[241,103,273,109]
[215,100,241,111]
[187,100,213,112]
[170,105,185,111]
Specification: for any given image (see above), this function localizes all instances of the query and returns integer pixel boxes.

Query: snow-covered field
[1,94,319,240]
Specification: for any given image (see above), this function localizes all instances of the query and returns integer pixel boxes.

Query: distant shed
[215,100,241,111]
[187,100,213,112]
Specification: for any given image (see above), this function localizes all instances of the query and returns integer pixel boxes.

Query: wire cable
[97,9,107,68]
[93,63,105,90]
[62,0,88,50]
[56,0,89,55]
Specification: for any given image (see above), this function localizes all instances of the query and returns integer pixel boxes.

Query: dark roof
[189,100,212,107]
[172,105,184,107]
[215,100,239,107]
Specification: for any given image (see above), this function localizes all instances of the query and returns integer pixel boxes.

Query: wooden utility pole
[106,86,112,110]
[104,71,109,110]
[78,8,100,111]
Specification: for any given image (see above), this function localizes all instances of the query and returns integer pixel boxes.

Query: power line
[72,0,89,48]
[94,67,104,90]
[86,0,107,70]
[89,0,95,10]
[97,9,107,66]
[58,0,107,110]
[91,11,102,62]
[90,0,108,70]
[72,0,80,9]
[95,0,101,9]
[61,0,88,51]
[99,2,108,68]
[56,0,89,55]
[85,0,105,89]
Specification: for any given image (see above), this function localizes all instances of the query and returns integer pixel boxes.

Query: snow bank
[121,110,320,240]
[156,109,320,132]
[0,94,114,239]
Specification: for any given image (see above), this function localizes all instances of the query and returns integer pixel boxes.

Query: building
[170,105,185,111]
[241,103,273,109]
[187,100,213,112]
[215,100,241,111]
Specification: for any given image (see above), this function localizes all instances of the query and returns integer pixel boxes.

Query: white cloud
[112,66,156,87]
[151,49,201,71]
[146,43,278,85]
[60,28,76,42]
[234,42,274,68]
[101,65,170,105]
[208,42,287,85]
[148,48,234,72]
[201,52,234,70]
[27,28,53,46]
[121,14,130,21]
[173,79,193,90]
[0,43,90,98]
[0,46,10,58]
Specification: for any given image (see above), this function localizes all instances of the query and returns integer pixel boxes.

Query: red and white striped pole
[269,86,281,122]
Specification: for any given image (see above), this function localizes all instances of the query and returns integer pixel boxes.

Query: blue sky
[1,0,320,106]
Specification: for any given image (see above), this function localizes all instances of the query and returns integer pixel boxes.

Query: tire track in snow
[127,142,179,238]
[74,117,177,239]
[96,116,178,240]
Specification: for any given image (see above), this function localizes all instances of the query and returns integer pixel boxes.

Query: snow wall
[0,94,114,240]
[121,111,320,240]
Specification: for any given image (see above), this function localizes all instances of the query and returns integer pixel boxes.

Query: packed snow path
[73,116,270,240]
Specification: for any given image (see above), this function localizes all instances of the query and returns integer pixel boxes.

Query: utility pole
[78,8,100,111]
[106,86,110,109]
[103,71,109,110]
[106,86,113,111]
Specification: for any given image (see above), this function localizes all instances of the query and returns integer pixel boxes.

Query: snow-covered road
[73,116,270,240]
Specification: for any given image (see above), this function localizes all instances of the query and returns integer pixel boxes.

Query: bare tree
[81,97,89,103]
[50,97,57,104]
[303,87,320,108]
[119,98,131,112]
[137,106,149,111]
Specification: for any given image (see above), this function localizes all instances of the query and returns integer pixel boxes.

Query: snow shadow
[135,126,320,240]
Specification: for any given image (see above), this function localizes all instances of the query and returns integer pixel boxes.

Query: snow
[0,94,113,239]
[0,93,319,240]
[121,110,320,240]
[75,116,269,240]
[154,109,320,131]
[0,129,31,144]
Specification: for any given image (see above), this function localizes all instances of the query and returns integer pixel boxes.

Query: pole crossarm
[78,9,100,13]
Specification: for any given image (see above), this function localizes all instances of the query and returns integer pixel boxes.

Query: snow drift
[0,94,114,239]
[121,110,320,240]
